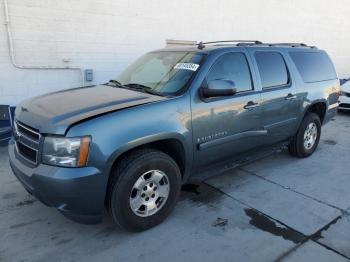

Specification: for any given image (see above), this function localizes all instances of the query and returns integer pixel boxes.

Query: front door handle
[285,93,297,100]
[244,101,259,110]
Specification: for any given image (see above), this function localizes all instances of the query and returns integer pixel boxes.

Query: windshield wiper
[105,79,124,87]
[105,81,165,96]
[124,83,164,96]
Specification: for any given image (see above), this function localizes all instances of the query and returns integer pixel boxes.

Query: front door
[191,51,264,169]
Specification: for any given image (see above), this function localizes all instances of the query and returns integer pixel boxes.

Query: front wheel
[289,113,321,158]
[107,149,181,231]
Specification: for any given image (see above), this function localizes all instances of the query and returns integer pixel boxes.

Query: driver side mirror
[201,79,237,98]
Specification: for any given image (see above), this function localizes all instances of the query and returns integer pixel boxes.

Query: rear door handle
[244,101,259,110]
[285,93,297,100]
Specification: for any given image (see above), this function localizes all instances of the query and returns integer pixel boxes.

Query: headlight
[42,136,91,167]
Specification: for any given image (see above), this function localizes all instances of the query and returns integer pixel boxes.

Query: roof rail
[266,43,316,48]
[236,42,316,48]
[197,40,262,49]
[196,40,316,50]
[201,40,262,45]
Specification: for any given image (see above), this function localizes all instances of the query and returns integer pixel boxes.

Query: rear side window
[255,52,289,89]
[207,52,253,93]
[289,52,337,83]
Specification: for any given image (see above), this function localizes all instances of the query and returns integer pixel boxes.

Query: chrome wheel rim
[303,122,318,150]
[129,170,170,217]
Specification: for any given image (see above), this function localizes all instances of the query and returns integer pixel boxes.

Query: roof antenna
[197,41,205,50]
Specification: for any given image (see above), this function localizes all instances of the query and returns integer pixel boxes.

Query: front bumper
[339,95,350,110]
[8,139,106,224]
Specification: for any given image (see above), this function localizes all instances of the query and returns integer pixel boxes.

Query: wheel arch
[104,133,191,182]
[302,100,327,124]
[103,134,190,209]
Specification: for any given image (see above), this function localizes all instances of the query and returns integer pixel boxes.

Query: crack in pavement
[275,215,350,261]
[310,216,350,260]
[203,181,307,237]
[239,167,350,259]
[239,167,349,215]
[204,173,350,261]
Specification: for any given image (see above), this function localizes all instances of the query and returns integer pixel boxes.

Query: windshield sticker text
[174,63,200,71]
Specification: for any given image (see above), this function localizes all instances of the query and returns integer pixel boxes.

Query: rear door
[249,49,301,144]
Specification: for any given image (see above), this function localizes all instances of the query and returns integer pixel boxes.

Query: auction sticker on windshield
[174,63,200,71]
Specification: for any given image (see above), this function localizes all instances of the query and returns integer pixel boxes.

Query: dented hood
[15,85,166,134]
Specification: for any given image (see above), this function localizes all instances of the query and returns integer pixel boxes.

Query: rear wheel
[107,149,181,231]
[289,113,321,158]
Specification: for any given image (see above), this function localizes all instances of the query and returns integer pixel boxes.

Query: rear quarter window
[289,51,337,83]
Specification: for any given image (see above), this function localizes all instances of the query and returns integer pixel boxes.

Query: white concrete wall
[0,0,349,105]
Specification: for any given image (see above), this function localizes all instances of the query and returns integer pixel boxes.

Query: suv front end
[9,120,105,224]
[7,47,202,227]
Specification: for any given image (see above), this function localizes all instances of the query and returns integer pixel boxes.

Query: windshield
[115,51,204,95]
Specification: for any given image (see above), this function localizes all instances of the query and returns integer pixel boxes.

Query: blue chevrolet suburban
[9,40,340,231]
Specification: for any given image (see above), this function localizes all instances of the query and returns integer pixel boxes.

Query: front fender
[66,95,193,183]
[104,132,191,179]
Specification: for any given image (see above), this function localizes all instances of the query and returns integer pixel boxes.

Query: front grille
[16,122,40,141]
[14,120,41,165]
[16,142,37,163]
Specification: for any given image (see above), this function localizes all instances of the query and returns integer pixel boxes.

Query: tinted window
[255,52,289,88]
[207,53,253,93]
[290,52,337,83]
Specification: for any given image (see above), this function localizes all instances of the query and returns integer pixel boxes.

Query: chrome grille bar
[14,120,41,165]
[15,121,41,142]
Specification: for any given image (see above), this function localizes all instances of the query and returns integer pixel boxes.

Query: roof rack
[265,43,316,48]
[236,42,316,48]
[197,40,262,49]
[268,43,307,47]
[197,40,316,49]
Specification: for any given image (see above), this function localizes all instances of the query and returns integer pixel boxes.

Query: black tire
[107,149,181,232]
[289,113,321,158]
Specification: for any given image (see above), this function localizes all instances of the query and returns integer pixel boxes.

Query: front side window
[206,53,253,93]
[115,51,204,95]
[255,52,289,89]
